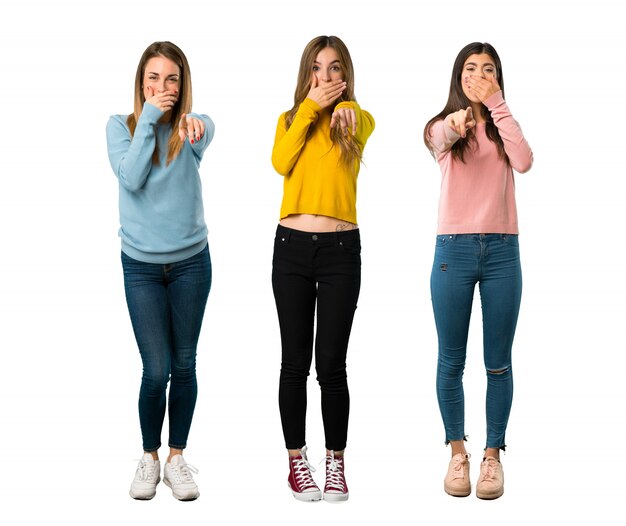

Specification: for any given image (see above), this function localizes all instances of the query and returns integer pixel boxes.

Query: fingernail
[191,139,195,144]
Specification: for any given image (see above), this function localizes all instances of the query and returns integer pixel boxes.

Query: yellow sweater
[271,98,375,224]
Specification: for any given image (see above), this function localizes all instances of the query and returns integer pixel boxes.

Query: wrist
[301,98,322,113]
[141,101,164,122]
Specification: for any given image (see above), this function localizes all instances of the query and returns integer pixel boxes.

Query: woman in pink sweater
[424,42,533,500]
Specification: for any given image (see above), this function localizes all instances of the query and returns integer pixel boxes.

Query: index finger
[190,117,205,141]
[458,111,467,137]
[196,118,205,138]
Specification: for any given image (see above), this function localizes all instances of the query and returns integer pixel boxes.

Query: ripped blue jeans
[430,234,522,450]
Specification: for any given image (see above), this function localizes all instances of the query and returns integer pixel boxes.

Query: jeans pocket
[436,235,452,248]
[501,234,519,247]
[339,238,361,255]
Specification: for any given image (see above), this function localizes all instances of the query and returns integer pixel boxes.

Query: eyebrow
[146,72,179,77]
[314,60,341,65]
[465,62,495,68]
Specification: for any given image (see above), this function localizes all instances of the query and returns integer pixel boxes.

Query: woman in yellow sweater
[271,35,374,502]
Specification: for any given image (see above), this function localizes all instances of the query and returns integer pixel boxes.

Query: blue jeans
[121,244,211,452]
[430,234,522,450]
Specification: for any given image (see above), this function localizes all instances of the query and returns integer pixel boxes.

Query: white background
[1,0,623,524]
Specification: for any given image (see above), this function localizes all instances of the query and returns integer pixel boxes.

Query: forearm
[427,117,461,156]
[107,103,163,191]
[271,99,320,175]
[485,91,533,173]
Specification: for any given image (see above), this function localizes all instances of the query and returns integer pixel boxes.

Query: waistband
[438,233,518,239]
[276,224,360,243]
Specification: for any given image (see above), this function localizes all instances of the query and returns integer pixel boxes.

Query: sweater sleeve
[485,91,533,173]
[186,112,215,162]
[427,117,461,158]
[271,98,321,176]
[334,100,375,147]
[106,102,163,192]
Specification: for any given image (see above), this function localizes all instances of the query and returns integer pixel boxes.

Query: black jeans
[272,225,361,451]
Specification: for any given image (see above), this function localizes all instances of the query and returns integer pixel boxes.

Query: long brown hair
[286,35,363,168]
[127,41,192,165]
[424,42,507,163]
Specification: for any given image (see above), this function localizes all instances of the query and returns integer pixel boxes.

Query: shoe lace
[169,462,199,484]
[134,458,157,482]
[450,454,469,480]
[480,458,498,480]
[324,452,346,491]
[292,455,317,489]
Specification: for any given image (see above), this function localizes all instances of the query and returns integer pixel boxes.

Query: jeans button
[312,234,318,241]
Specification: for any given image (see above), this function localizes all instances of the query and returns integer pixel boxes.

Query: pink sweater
[428,91,533,234]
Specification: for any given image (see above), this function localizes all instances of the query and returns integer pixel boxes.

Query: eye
[331,65,341,71]
[312,66,320,71]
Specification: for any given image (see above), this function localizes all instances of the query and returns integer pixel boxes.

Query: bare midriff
[279,214,358,233]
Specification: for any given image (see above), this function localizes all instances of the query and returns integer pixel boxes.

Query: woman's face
[311,47,343,85]
[461,53,497,103]
[142,56,180,100]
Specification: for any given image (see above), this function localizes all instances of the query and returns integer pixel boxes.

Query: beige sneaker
[476,457,504,500]
[444,453,471,497]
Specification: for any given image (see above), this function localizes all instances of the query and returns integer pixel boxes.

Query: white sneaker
[130,453,161,500]
[163,454,200,501]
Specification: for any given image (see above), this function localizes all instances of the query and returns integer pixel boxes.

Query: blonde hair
[127,41,192,165]
[286,36,363,168]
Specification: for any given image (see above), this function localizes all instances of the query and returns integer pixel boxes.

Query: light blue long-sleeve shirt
[106,102,215,263]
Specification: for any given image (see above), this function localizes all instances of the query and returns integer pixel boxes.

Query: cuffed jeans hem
[285,442,306,451]
[143,444,161,453]
[325,443,347,452]
[444,435,468,446]
[168,442,187,450]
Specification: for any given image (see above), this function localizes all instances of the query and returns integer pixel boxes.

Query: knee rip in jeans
[487,367,510,375]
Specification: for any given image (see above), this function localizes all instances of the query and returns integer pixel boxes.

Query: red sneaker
[287,446,321,501]
[323,451,349,502]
